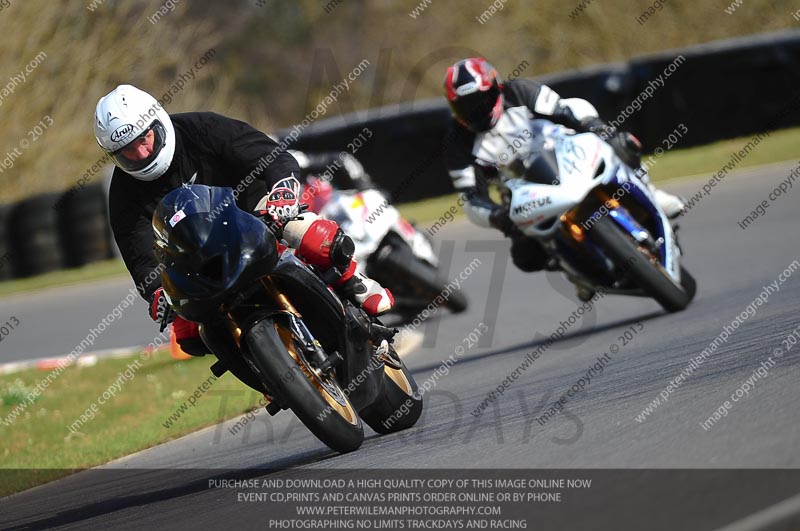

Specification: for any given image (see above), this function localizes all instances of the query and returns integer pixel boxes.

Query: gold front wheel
[275,323,359,426]
[244,317,364,453]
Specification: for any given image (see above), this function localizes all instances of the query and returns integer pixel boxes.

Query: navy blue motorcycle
[152,184,422,453]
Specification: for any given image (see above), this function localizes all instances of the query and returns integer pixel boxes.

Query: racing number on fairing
[559,139,586,175]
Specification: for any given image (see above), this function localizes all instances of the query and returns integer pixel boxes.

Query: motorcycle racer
[94,84,394,358]
[443,57,685,273]
[290,149,375,192]
[290,150,376,214]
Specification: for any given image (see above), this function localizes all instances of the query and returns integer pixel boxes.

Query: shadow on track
[407,310,666,375]
[3,438,388,530]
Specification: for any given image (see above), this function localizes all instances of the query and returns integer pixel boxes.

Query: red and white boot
[335,261,395,316]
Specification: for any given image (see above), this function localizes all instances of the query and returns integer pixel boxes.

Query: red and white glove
[149,287,174,324]
[256,176,301,228]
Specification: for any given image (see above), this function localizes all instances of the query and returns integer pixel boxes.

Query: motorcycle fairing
[602,168,682,282]
[499,121,682,287]
[153,185,279,321]
[269,251,346,320]
[320,189,439,269]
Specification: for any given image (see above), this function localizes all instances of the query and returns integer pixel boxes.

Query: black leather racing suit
[109,112,301,302]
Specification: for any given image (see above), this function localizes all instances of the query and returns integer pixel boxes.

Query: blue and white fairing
[473,115,681,286]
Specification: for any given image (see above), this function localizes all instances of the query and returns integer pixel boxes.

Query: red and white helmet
[94,84,176,181]
[444,58,504,132]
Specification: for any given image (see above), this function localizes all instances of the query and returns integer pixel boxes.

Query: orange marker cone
[170,327,192,360]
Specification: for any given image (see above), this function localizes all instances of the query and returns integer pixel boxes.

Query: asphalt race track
[3,162,800,530]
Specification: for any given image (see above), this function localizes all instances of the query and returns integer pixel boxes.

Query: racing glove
[255,175,302,237]
[489,206,515,237]
[581,118,642,169]
[173,316,208,356]
[149,287,174,330]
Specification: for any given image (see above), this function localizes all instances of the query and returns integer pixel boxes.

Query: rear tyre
[359,351,423,434]
[590,216,690,312]
[379,248,468,314]
[244,318,364,453]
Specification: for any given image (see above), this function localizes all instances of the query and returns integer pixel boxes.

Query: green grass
[0,259,129,298]
[398,127,800,224]
[2,127,798,297]
[397,194,465,226]
[0,350,266,496]
[646,126,800,183]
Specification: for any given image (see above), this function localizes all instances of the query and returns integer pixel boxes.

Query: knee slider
[511,238,547,272]
[295,217,349,268]
[330,229,354,269]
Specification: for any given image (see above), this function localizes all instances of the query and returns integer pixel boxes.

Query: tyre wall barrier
[56,183,114,268]
[1,31,798,279]
[8,193,64,278]
[280,30,800,203]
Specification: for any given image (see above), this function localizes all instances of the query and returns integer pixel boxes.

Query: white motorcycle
[315,187,468,316]
[479,113,695,312]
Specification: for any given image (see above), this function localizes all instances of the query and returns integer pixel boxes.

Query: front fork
[556,190,646,284]
[223,277,339,379]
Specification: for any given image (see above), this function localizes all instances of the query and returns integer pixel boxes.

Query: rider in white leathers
[443,58,684,273]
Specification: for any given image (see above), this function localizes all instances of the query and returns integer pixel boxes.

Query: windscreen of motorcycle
[320,192,355,232]
[153,184,279,320]
[520,148,561,185]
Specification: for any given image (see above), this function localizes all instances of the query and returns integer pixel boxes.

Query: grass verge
[2,128,798,295]
[398,126,800,224]
[0,349,266,496]
[645,126,800,183]
[0,259,128,299]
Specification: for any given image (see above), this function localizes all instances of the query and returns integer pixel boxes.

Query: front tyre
[244,318,364,453]
[590,216,690,312]
[359,350,423,434]
[680,265,697,303]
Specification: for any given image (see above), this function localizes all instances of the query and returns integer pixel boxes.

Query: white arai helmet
[94,84,176,181]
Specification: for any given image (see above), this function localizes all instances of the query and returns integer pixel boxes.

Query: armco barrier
[622,30,800,150]
[284,99,454,202]
[281,30,800,204]
[0,204,11,281]
[1,30,799,279]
